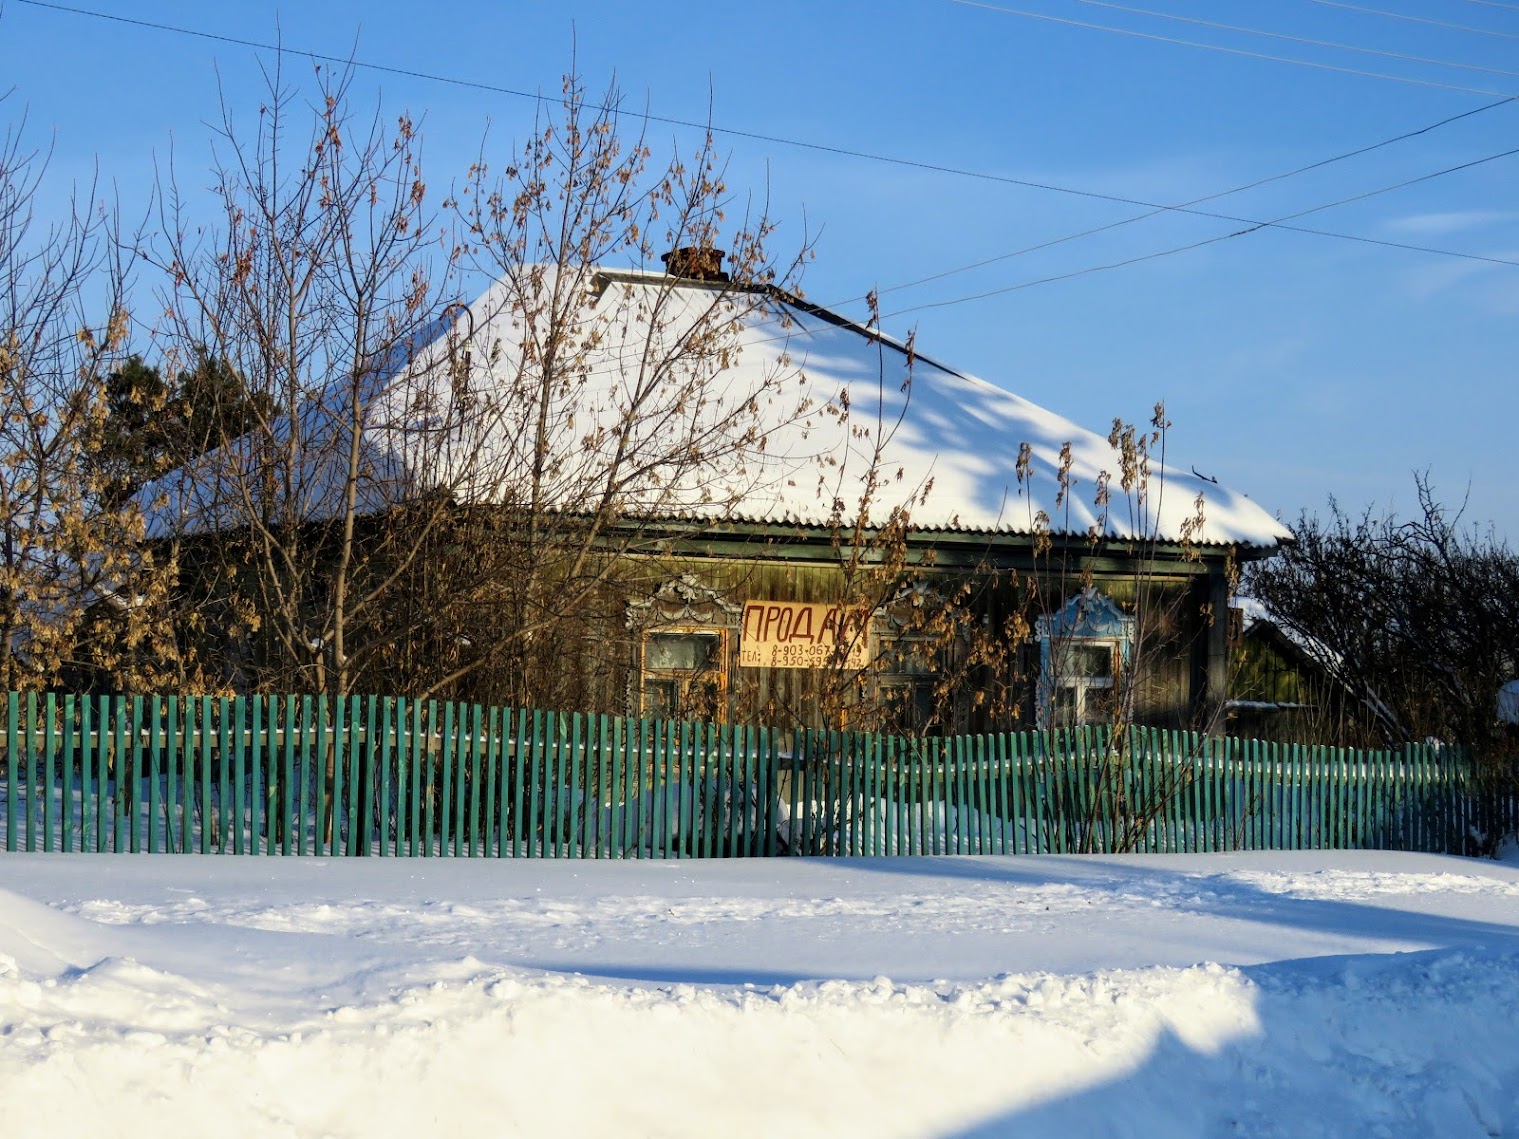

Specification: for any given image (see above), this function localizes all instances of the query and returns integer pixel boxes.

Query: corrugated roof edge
[625,508,1290,553]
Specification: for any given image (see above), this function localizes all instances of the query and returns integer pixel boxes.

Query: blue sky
[4,0,1518,539]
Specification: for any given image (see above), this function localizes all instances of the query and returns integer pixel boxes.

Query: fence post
[465,703,482,859]
[957,731,972,855]
[591,713,608,860]
[22,691,37,853]
[484,704,501,858]
[113,697,130,854]
[659,718,675,860]
[1004,731,1022,855]
[608,713,626,859]
[145,695,161,856]
[231,696,246,856]
[4,692,16,853]
[455,702,471,858]
[339,695,356,857]
[555,708,571,858]
[570,712,584,860]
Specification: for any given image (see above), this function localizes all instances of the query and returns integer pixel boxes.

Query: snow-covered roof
[141,266,1291,550]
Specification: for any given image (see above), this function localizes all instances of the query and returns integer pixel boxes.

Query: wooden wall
[556,552,1229,734]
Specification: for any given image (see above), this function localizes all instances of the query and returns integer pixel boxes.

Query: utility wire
[1305,0,1519,43]
[1457,0,1519,14]
[1068,0,1519,79]
[873,95,1515,299]
[11,0,1519,214]
[944,0,1519,97]
[11,0,1518,301]
[15,0,1471,212]
[884,144,1519,317]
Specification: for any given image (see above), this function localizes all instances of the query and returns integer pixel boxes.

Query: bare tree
[0,105,192,693]
[144,60,460,697]
[141,65,813,707]
[1245,476,1519,753]
[362,72,813,707]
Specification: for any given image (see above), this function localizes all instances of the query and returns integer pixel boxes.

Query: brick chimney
[661,246,729,282]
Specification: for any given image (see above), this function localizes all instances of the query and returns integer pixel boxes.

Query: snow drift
[2,851,1516,1137]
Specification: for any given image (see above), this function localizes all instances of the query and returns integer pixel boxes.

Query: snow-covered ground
[3,850,1518,1137]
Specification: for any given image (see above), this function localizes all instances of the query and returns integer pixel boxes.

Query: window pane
[1071,643,1114,678]
[643,679,679,718]
[645,632,718,671]
[881,681,938,734]
[1052,685,1079,725]
[684,676,724,722]
[1085,685,1116,722]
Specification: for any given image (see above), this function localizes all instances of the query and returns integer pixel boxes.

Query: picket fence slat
[1,691,1512,861]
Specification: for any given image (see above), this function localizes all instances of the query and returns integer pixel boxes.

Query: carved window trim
[625,573,742,631]
[638,626,731,722]
[626,575,741,720]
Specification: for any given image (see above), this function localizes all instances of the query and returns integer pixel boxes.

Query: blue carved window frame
[1036,588,1135,728]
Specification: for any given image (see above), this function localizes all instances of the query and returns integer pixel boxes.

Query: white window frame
[1044,637,1122,727]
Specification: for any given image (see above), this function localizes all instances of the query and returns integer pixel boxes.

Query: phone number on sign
[740,643,852,669]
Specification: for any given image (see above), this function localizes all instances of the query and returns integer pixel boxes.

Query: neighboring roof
[141,266,1292,550]
[1234,595,1341,676]
[1232,596,1401,732]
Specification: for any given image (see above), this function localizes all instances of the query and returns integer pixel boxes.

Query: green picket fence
[0,692,1510,857]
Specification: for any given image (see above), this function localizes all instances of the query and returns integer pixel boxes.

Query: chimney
[661,246,729,283]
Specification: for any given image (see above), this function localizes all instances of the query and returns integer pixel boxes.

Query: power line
[11,0,1517,297]
[14,0,1519,220]
[944,0,1519,97]
[873,95,1516,299]
[1456,0,1519,14]
[883,145,1519,317]
[1209,143,1519,240]
[0,0,1453,214]
[1305,0,1519,43]
[863,141,1519,308]
[1068,0,1519,79]
[885,231,1262,316]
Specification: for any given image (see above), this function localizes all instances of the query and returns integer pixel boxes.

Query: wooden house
[143,249,1292,732]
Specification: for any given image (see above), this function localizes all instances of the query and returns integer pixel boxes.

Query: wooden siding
[562,553,1228,734]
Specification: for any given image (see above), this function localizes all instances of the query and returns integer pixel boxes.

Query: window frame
[1044,636,1122,727]
[1035,589,1134,729]
[638,625,730,722]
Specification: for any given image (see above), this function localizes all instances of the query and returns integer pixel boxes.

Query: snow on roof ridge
[593,266,977,383]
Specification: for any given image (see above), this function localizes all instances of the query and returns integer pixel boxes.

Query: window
[1046,639,1120,727]
[876,635,943,734]
[1036,589,1134,728]
[640,628,728,721]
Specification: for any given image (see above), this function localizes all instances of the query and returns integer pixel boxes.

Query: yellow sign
[739,601,871,669]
